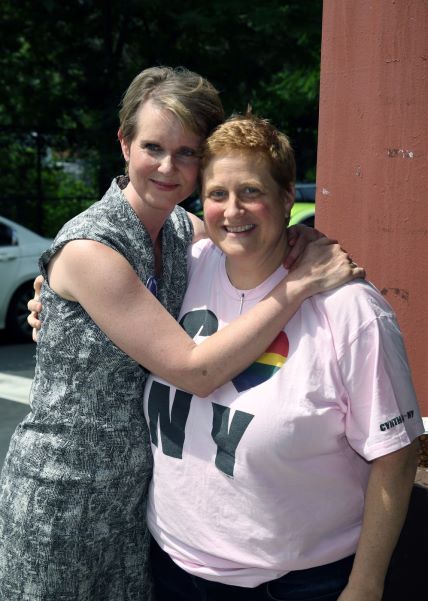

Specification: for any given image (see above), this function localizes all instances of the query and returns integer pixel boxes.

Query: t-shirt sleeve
[187,238,213,279]
[338,314,424,461]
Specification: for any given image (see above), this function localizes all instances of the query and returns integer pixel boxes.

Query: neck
[225,234,290,290]
[122,181,171,244]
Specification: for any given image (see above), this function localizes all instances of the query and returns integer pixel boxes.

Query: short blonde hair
[201,113,296,192]
[119,66,225,143]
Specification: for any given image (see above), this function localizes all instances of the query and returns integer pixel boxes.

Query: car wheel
[6,282,34,342]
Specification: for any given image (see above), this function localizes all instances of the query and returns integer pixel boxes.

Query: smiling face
[202,152,293,286]
[119,98,202,216]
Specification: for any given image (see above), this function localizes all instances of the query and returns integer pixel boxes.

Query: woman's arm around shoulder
[37,237,363,396]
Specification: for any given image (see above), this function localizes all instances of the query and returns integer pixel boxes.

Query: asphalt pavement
[0,332,35,468]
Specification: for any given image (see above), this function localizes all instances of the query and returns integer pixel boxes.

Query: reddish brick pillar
[316,0,428,421]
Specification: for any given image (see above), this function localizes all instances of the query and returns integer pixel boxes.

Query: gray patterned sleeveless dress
[0,176,193,601]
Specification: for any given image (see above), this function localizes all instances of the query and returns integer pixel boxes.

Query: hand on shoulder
[286,237,365,298]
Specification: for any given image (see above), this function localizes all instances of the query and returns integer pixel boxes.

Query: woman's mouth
[151,179,179,191]
[224,224,255,233]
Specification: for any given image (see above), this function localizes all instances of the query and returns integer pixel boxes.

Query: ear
[283,183,295,220]
[118,128,130,162]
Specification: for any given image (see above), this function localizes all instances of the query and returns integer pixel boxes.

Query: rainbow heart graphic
[232,331,289,392]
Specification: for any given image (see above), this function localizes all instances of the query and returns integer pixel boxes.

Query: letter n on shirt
[147,381,192,459]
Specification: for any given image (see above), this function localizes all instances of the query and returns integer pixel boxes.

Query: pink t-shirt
[143,239,423,587]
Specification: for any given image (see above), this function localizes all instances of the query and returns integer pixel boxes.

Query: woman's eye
[144,143,162,153]
[209,189,226,200]
[177,147,197,158]
[242,186,261,197]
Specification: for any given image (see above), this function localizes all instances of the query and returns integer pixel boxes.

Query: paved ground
[0,400,29,467]
[0,333,35,468]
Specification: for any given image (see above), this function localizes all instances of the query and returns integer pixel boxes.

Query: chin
[150,194,182,210]
[221,246,251,258]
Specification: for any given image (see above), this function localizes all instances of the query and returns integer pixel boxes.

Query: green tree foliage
[0,129,98,235]
[0,0,322,233]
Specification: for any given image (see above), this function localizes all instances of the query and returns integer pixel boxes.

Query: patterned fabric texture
[0,177,192,600]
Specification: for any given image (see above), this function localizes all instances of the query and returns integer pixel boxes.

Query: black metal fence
[0,128,98,237]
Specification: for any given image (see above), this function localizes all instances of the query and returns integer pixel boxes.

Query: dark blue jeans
[151,538,355,601]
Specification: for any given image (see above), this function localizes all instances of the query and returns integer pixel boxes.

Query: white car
[0,216,52,340]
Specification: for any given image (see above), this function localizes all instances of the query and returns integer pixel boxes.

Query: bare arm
[338,439,420,601]
[44,237,363,397]
[27,226,348,338]
[186,211,206,243]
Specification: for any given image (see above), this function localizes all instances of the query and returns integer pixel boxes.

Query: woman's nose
[158,153,175,174]
[224,196,243,218]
